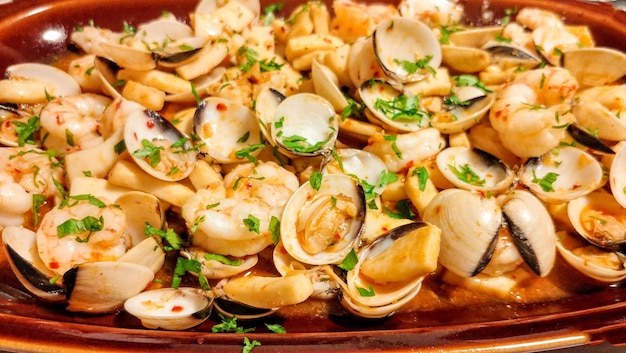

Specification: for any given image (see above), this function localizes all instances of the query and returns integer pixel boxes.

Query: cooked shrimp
[0,147,64,228]
[182,161,298,248]
[39,93,112,153]
[489,67,578,158]
[36,198,129,276]
[398,0,463,27]
[516,8,580,66]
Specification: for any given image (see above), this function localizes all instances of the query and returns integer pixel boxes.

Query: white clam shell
[2,226,65,302]
[124,287,212,330]
[563,47,626,87]
[64,261,155,313]
[519,146,603,203]
[372,17,442,83]
[194,97,262,163]
[359,80,432,132]
[500,190,556,277]
[4,63,81,102]
[125,108,197,181]
[567,190,626,251]
[610,142,626,208]
[324,148,389,197]
[433,86,495,134]
[312,59,349,113]
[436,146,514,194]
[181,247,258,279]
[271,93,338,156]
[556,231,626,283]
[281,174,365,266]
[423,189,501,278]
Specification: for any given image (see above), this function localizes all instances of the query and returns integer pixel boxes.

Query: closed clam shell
[519,146,603,203]
[281,174,366,265]
[124,287,212,330]
[423,189,501,278]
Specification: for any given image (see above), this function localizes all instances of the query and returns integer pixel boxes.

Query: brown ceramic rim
[1,0,626,351]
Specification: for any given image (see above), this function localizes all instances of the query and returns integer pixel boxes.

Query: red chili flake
[49,261,60,269]
[171,305,184,313]
[216,103,228,111]
[146,120,155,129]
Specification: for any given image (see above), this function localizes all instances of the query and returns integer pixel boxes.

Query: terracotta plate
[1,0,626,352]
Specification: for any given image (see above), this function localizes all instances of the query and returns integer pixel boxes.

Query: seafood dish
[1,0,626,351]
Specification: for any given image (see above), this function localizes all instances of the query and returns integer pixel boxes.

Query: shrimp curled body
[489,67,578,158]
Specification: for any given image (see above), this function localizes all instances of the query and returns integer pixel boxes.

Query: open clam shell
[436,147,514,195]
[311,59,349,113]
[271,93,338,157]
[568,190,626,252]
[2,226,65,302]
[281,174,366,266]
[340,222,440,319]
[556,231,626,283]
[572,85,626,142]
[372,17,442,83]
[124,287,213,330]
[434,86,495,134]
[323,148,389,197]
[180,247,258,279]
[124,108,197,181]
[359,79,431,132]
[519,146,604,203]
[193,97,262,164]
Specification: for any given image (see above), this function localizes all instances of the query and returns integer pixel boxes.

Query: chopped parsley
[449,164,486,187]
[338,248,358,271]
[532,171,559,192]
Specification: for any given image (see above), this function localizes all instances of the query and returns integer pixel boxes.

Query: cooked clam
[435,147,515,195]
[563,47,626,87]
[610,142,626,208]
[64,261,155,313]
[124,287,213,330]
[339,222,440,319]
[193,97,262,164]
[124,108,197,181]
[180,247,258,279]
[441,45,490,73]
[556,230,626,283]
[434,86,495,134]
[572,85,626,142]
[2,226,65,302]
[372,17,442,83]
[518,146,603,203]
[423,189,501,277]
[500,190,556,277]
[0,63,81,104]
[482,41,541,69]
[323,148,389,197]
[359,79,431,132]
[281,174,366,266]
[312,59,349,113]
[566,124,615,155]
[271,93,338,157]
[568,191,626,252]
